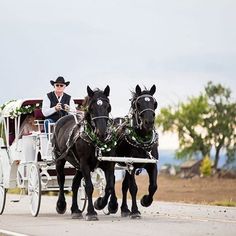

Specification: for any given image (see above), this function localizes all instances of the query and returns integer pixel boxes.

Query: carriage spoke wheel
[93,169,108,215]
[77,178,87,212]
[102,196,110,215]
[28,163,41,217]
[0,161,6,215]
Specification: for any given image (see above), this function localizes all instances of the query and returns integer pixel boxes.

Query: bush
[200,156,212,177]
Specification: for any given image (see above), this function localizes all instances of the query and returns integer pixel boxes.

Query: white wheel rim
[92,168,106,196]
[0,161,6,214]
[103,196,110,215]
[77,179,87,212]
[28,164,41,216]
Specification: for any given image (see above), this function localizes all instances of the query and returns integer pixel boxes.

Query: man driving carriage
[42,76,76,134]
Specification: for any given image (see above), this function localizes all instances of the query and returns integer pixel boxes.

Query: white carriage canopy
[0,98,83,147]
[0,99,43,147]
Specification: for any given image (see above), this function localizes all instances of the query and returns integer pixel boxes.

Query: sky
[0,0,236,149]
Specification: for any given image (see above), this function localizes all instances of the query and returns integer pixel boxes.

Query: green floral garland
[126,126,153,144]
[84,123,117,153]
[9,104,41,119]
[0,100,41,119]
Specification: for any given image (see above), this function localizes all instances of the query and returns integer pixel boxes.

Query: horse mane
[130,86,150,100]
[82,88,105,107]
[82,88,107,122]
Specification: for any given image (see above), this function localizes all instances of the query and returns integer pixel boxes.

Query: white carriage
[0,98,96,217]
[0,99,157,217]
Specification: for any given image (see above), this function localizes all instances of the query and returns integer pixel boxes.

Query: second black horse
[108,84,159,218]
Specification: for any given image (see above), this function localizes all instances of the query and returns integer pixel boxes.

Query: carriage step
[10,199,20,203]
[10,189,24,203]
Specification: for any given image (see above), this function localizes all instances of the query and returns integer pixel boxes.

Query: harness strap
[64,150,81,169]
[138,108,155,116]
[73,113,80,124]
[54,116,82,163]
[91,115,109,121]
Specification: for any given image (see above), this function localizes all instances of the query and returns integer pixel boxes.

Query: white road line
[159,214,236,224]
[0,229,29,236]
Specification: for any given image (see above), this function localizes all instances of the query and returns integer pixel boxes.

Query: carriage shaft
[97,156,157,164]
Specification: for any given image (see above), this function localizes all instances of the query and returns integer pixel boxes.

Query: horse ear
[150,85,156,95]
[87,86,94,97]
[135,85,142,95]
[103,85,110,97]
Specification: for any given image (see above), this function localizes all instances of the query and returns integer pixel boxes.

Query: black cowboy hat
[50,76,70,86]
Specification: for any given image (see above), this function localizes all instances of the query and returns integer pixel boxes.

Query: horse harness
[122,93,159,154]
[132,94,157,129]
[54,93,158,168]
[54,113,114,170]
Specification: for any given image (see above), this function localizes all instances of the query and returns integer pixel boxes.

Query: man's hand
[55,103,62,111]
[64,104,70,112]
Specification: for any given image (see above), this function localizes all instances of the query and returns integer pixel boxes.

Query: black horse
[108,85,159,218]
[52,85,116,221]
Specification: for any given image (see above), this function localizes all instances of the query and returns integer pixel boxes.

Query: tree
[204,81,236,169]
[156,81,236,170]
[157,94,210,159]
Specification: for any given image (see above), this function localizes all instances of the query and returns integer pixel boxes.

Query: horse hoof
[56,201,67,214]
[85,214,99,221]
[130,212,141,219]
[108,202,118,214]
[71,212,83,219]
[140,195,153,207]
[94,197,103,210]
[121,211,130,217]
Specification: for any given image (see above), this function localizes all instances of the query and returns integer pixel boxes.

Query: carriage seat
[34,108,45,132]
[34,108,44,120]
[9,133,15,146]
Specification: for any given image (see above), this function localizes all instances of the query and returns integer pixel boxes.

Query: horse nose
[95,128,106,141]
[144,119,154,128]
[145,119,154,126]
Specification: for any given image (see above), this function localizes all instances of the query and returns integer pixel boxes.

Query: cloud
[1,0,236,112]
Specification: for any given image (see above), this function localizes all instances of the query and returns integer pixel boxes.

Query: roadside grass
[8,189,236,207]
[6,175,236,208]
[7,188,21,194]
[210,200,236,207]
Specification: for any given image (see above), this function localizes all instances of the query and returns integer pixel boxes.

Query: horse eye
[108,105,111,113]
[154,101,157,109]
[136,102,141,109]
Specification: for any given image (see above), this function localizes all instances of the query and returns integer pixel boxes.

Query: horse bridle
[88,97,111,127]
[132,94,157,128]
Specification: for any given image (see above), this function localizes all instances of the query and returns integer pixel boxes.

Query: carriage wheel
[77,178,87,212]
[102,197,110,215]
[98,178,109,215]
[0,161,6,215]
[28,163,41,217]
[93,169,108,215]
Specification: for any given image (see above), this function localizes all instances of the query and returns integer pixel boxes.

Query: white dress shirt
[42,92,76,117]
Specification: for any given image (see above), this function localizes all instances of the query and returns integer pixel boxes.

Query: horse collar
[124,126,159,151]
[82,122,117,154]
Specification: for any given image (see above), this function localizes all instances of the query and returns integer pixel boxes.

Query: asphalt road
[0,194,236,236]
